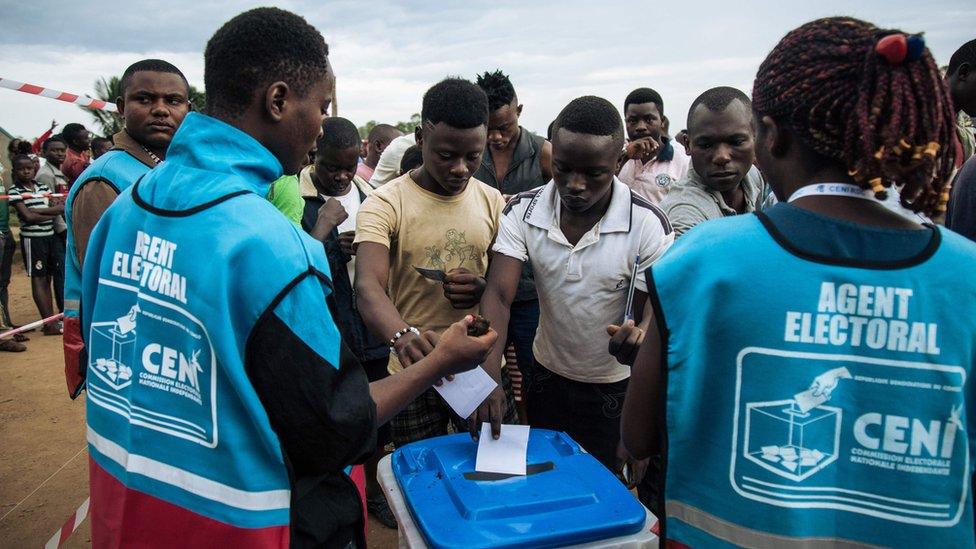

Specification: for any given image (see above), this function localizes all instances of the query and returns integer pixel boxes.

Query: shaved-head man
[358,124,403,182]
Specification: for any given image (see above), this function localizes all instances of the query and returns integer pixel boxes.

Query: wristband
[389,326,420,356]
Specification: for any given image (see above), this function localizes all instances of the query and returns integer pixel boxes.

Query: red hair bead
[876,34,908,65]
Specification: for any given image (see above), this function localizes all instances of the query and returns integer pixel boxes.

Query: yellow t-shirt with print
[354,172,505,373]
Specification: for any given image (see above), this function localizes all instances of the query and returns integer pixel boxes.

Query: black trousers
[527,362,661,514]
[527,363,627,471]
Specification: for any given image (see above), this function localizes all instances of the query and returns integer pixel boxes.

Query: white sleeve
[369,135,414,188]
[492,204,529,262]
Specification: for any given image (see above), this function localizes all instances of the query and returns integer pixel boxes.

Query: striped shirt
[8,182,55,237]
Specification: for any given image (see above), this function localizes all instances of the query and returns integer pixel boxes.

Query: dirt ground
[0,242,398,547]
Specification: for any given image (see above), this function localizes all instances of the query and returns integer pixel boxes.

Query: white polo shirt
[494,178,674,383]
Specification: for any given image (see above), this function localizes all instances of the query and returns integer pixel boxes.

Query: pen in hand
[623,254,640,322]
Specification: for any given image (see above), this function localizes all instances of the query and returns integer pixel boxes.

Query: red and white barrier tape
[0,193,66,200]
[0,77,117,112]
[44,497,89,549]
[0,313,63,339]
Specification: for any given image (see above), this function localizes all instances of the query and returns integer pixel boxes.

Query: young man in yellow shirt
[355,78,518,446]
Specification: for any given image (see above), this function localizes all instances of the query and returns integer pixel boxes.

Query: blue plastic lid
[392,429,646,548]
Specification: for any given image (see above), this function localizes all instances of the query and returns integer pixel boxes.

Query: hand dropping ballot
[793,366,851,413]
[432,315,496,418]
[115,304,140,335]
[475,423,530,476]
[433,367,497,418]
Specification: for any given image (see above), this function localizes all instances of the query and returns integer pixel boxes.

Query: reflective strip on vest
[88,426,290,512]
[667,500,884,548]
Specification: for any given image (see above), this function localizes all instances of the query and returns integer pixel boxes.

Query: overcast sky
[1,0,973,140]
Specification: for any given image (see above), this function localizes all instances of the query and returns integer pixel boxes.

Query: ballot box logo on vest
[729,281,968,527]
[87,231,218,448]
[742,366,849,482]
[89,304,140,390]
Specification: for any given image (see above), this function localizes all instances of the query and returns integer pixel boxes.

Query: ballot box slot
[463,461,554,481]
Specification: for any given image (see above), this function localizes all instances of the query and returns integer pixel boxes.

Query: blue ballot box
[388,429,653,548]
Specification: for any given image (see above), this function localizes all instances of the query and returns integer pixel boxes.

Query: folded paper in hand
[433,366,497,418]
[414,266,447,282]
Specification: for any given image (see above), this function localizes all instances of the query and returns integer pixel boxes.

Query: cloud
[1,0,974,139]
[585,57,764,84]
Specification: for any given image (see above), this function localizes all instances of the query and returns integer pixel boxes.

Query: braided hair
[752,17,958,216]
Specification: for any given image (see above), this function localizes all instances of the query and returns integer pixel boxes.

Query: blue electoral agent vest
[650,214,976,547]
[63,148,150,398]
[81,113,343,539]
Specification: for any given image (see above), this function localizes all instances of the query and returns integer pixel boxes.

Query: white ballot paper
[433,366,497,419]
[475,423,530,476]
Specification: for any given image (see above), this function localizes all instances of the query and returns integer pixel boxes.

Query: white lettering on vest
[142,343,161,374]
[109,231,188,304]
[854,412,957,458]
[141,342,202,391]
[784,282,939,355]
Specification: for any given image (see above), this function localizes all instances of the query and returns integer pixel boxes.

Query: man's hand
[428,315,498,376]
[443,267,486,309]
[468,385,507,440]
[310,198,348,241]
[338,231,355,256]
[607,320,645,366]
[393,330,439,368]
[318,198,348,229]
[616,441,649,488]
[50,120,59,131]
[624,137,661,163]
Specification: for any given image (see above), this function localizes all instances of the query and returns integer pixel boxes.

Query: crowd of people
[2,7,976,548]
[0,120,118,349]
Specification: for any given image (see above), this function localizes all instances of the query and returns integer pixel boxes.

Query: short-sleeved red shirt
[61,147,91,187]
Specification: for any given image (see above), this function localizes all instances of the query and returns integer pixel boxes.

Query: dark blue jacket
[301,183,389,362]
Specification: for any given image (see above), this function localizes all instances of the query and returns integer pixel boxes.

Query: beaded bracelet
[389,326,421,356]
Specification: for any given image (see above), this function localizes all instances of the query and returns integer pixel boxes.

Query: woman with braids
[622,17,975,547]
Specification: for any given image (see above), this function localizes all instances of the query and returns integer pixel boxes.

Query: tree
[188,87,206,115]
[359,113,421,140]
[82,75,206,137]
[396,113,421,134]
[83,76,124,136]
[358,120,377,140]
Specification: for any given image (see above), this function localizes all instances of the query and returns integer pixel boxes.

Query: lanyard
[788,183,876,203]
